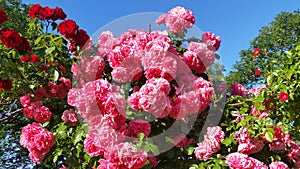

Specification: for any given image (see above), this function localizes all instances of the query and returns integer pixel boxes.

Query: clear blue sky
[22,0,300,75]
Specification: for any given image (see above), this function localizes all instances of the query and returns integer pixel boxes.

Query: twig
[0,108,23,122]
[0,102,12,106]
[148,24,152,33]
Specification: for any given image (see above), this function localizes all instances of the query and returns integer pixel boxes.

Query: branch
[0,102,12,106]
[0,108,23,123]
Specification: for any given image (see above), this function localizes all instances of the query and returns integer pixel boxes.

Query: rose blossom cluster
[20,94,52,123]
[287,139,300,169]
[278,91,289,102]
[194,126,225,161]
[0,77,12,91]
[61,109,79,126]
[230,82,249,98]
[227,126,300,168]
[29,4,66,21]
[101,30,178,83]
[226,152,268,169]
[128,78,172,118]
[1,7,31,53]
[171,77,214,121]
[235,128,264,155]
[68,79,127,152]
[226,152,291,169]
[82,120,149,168]
[0,29,32,53]
[202,32,221,51]
[20,123,55,162]
[58,19,90,50]
[67,6,218,168]
[269,161,289,169]
[20,54,41,63]
[156,6,195,33]
[84,134,105,157]
[183,42,215,74]
[95,27,215,122]
[173,133,194,148]
[19,76,71,123]
[71,55,105,86]
[98,143,148,169]
[47,77,72,99]
[267,126,290,151]
[28,3,90,53]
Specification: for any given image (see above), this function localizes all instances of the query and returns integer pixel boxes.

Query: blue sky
[23,0,300,75]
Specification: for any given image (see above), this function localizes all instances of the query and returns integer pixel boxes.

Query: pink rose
[269,161,289,169]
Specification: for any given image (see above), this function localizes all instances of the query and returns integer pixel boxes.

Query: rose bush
[0,2,299,169]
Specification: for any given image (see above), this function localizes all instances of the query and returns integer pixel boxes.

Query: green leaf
[137,133,145,140]
[266,75,272,85]
[35,36,43,45]
[51,22,57,31]
[149,144,159,155]
[45,46,55,55]
[165,136,174,144]
[73,128,84,145]
[42,121,49,127]
[53,70,59,82]
[265,131,274,142]
[222,137,232,146]
[186,146,195,155]
[53,149,63,163]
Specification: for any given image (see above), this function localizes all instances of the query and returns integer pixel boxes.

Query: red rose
[0,8,8,24]
[202,32,221,51]
[20,54,40,63]
[30,54,41,63]
[58,19,79,39]
[60,65,66,73]
[74,29,90,48]
[0,77,12,91]
[28,4,42,18]
[278,92,289,102]
[0,29,32,53]
[255,69,260,76]
[16,37,32,53]
[20,54,29,62]
[253,48,260,56]
[0,29,22,49]
[39,7,55,20]
[34,88,46,101]
[52,7,66,21]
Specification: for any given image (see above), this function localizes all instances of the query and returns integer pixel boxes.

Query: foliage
[227,10,300,88]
